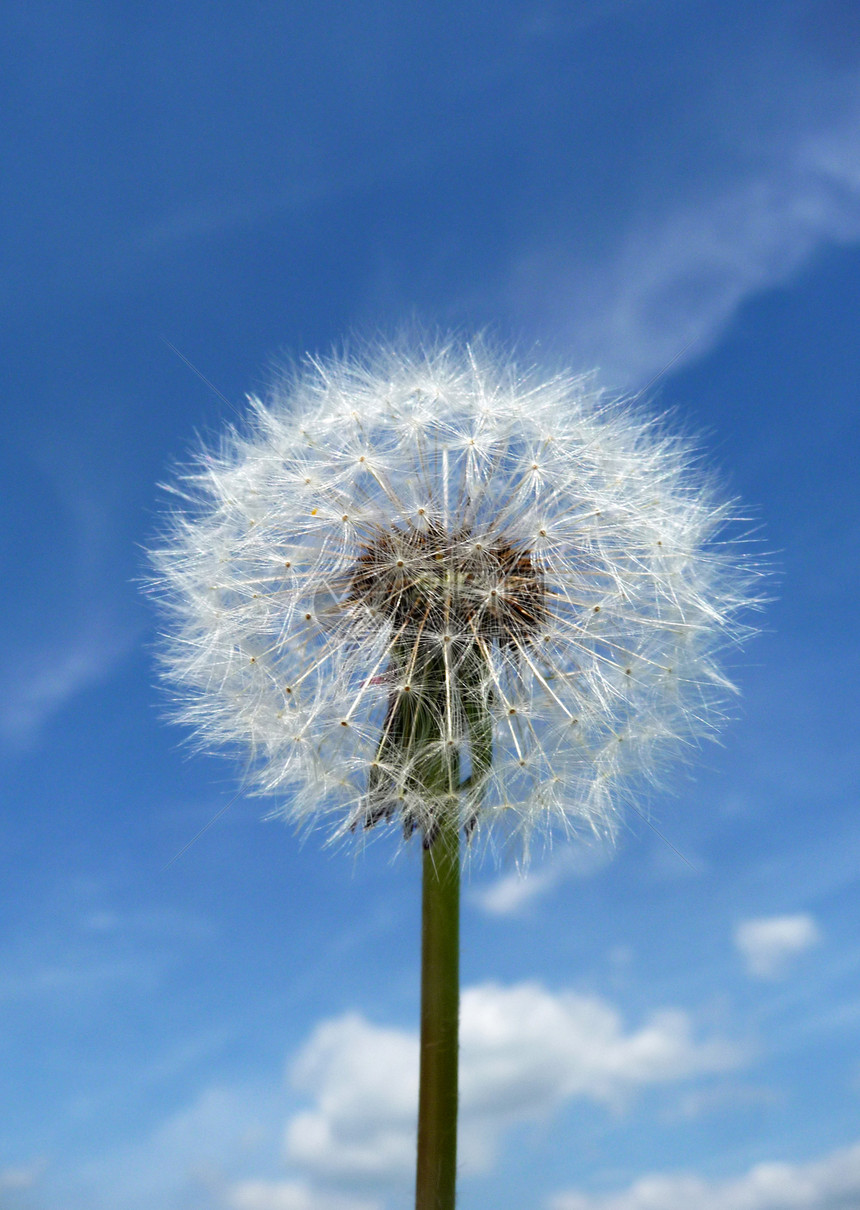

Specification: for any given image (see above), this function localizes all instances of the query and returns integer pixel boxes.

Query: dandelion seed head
[148,338,763,854]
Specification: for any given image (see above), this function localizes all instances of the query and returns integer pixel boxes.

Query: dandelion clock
[148,337,762,1210]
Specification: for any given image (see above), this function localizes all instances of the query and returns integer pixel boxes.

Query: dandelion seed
[148,337,762,854]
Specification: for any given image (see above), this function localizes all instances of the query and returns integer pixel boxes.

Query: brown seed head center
[348,523,545,646]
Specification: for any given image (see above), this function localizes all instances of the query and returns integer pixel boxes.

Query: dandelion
[148,337,761,1210]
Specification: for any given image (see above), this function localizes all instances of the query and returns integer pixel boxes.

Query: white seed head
[148,338,762,854]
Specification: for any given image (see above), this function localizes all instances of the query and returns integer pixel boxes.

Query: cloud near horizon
[225,981,742,1208]
[226,1180,381,1210]
[548,1138,860,1210]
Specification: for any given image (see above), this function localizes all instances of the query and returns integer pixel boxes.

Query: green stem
[415,813,460,1210]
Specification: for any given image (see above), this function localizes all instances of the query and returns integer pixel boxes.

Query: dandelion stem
[416,811,460,1210]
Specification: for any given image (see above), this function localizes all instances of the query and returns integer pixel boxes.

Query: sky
[2,1,860,1208]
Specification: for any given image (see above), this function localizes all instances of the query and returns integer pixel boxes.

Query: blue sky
[2,2,860,1207]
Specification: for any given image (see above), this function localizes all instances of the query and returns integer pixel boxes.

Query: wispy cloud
[506,70,860,385]
[68,1083,285,1210]
[1,443,138,751]
[514,129,860,383]
[0,1158,47,1190]
[470,845,611,916]
[0,624,131,750]
[548,1137,860,1210]
[0,954,158,1005]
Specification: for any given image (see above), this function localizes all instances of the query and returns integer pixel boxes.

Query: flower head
[149,339,760,852]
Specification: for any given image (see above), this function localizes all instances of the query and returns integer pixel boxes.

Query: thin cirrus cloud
[226,981,743,1207]
[0,1160,46,1191]
[66,1083,287,1210]
[547,1138,860,1210]
[734,913,822,979]
[508,101,860,386]
[1,457,136,751]
[0,625,130,751]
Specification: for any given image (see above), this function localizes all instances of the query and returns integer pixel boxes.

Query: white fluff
[148,338,762,854]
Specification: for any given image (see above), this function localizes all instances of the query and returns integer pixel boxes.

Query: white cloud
[225,1180,381,1210]
[285,1015,418,1185]
[458,983,740,1164]
[734,914,821,979]
[548,1138,860,1210]
[262,981,742,1199]
[472,863,563,915]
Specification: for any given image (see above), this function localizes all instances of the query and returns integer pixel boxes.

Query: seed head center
[348,523,545,646]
